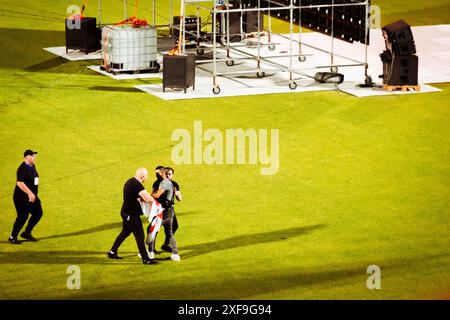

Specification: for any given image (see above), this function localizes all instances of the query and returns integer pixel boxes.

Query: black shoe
[106,251,123,259]
[143,259,157,265]
[161,244,172,253]
[20,232,38,242]
[8,237,21,244]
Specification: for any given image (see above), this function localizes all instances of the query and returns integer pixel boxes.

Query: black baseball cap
[24,149,38,157]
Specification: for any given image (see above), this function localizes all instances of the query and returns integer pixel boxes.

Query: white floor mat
[45,25,449,99]
[136,77,336,100]
[43,47,102,61]
[337,82,441,97]
[135,25,448,100]
[87,65,162,80]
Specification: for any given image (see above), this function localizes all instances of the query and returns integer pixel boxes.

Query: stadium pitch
[0,0,449,300]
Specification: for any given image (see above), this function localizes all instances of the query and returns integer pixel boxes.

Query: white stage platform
[338,82,441,97]
[136,78,336,100]
[135,25,449,100]
[43,47,102,61]
[87,65,162,80]
[44,25,449,99]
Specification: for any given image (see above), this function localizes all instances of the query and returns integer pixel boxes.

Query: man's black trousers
[11,197,43,238]
[111,213,149,260]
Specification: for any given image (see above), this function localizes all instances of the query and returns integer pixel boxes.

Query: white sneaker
[171,253,181,261]
[138,250,153,259]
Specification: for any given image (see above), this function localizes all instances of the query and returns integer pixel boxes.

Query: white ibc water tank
[101,25,159,73]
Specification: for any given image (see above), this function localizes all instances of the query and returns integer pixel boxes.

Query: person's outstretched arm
[139,189,154,203]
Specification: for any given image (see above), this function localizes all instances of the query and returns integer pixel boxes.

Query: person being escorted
[148,167,181,261]
[9,150,43,244]
[161,167,182,253]
[107,168,156,265]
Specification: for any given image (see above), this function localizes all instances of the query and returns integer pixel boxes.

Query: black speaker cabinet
[65,17,100,54]
[163,54,196,93]
[173,16,200,41]
[217,11,242,44]
[381,51,418,86]
[382,20,416,56]
[244,10,264,33]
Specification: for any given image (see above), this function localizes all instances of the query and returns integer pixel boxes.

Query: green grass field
[0,1,449,300]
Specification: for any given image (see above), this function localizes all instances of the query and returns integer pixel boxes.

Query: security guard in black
[109,173,155,264]
[14,161,39,200]
[121,178,145,216]
[9,149,43,243]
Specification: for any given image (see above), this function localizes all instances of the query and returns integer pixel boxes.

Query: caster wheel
[268,44,276,51]
[212,86,221,95]
[365,75,373,86]
[289,82,297,90]
[331,66,338,73]
[257,71,265,78]
[226,60,235,67]
[154,63,161,72]
[196,48,205,56]
[299,55,306,62]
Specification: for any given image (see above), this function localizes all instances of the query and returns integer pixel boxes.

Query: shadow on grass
[0,28,64,70]
[39,222,122,240]
[64,252,450,299]
[0,221,123,243]
[0,250,140,265]
[180,224,326,259]
[24,57,68,72]
[0,223,321,266]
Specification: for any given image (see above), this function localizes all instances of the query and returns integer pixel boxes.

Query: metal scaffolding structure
[91,0,372,94]
[178,0,371,94]
[95,0,174,31]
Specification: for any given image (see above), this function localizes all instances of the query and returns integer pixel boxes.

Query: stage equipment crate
[101,25,160,74]
[65,17,101,54]
[163,54,196,93]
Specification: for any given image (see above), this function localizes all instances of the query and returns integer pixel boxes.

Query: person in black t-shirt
[107,168,157,265]
[152,165,165,191]
[8,149,43,244]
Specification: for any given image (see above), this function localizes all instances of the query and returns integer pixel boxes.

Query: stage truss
[90,0,372,94]
[178,0,372,94]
